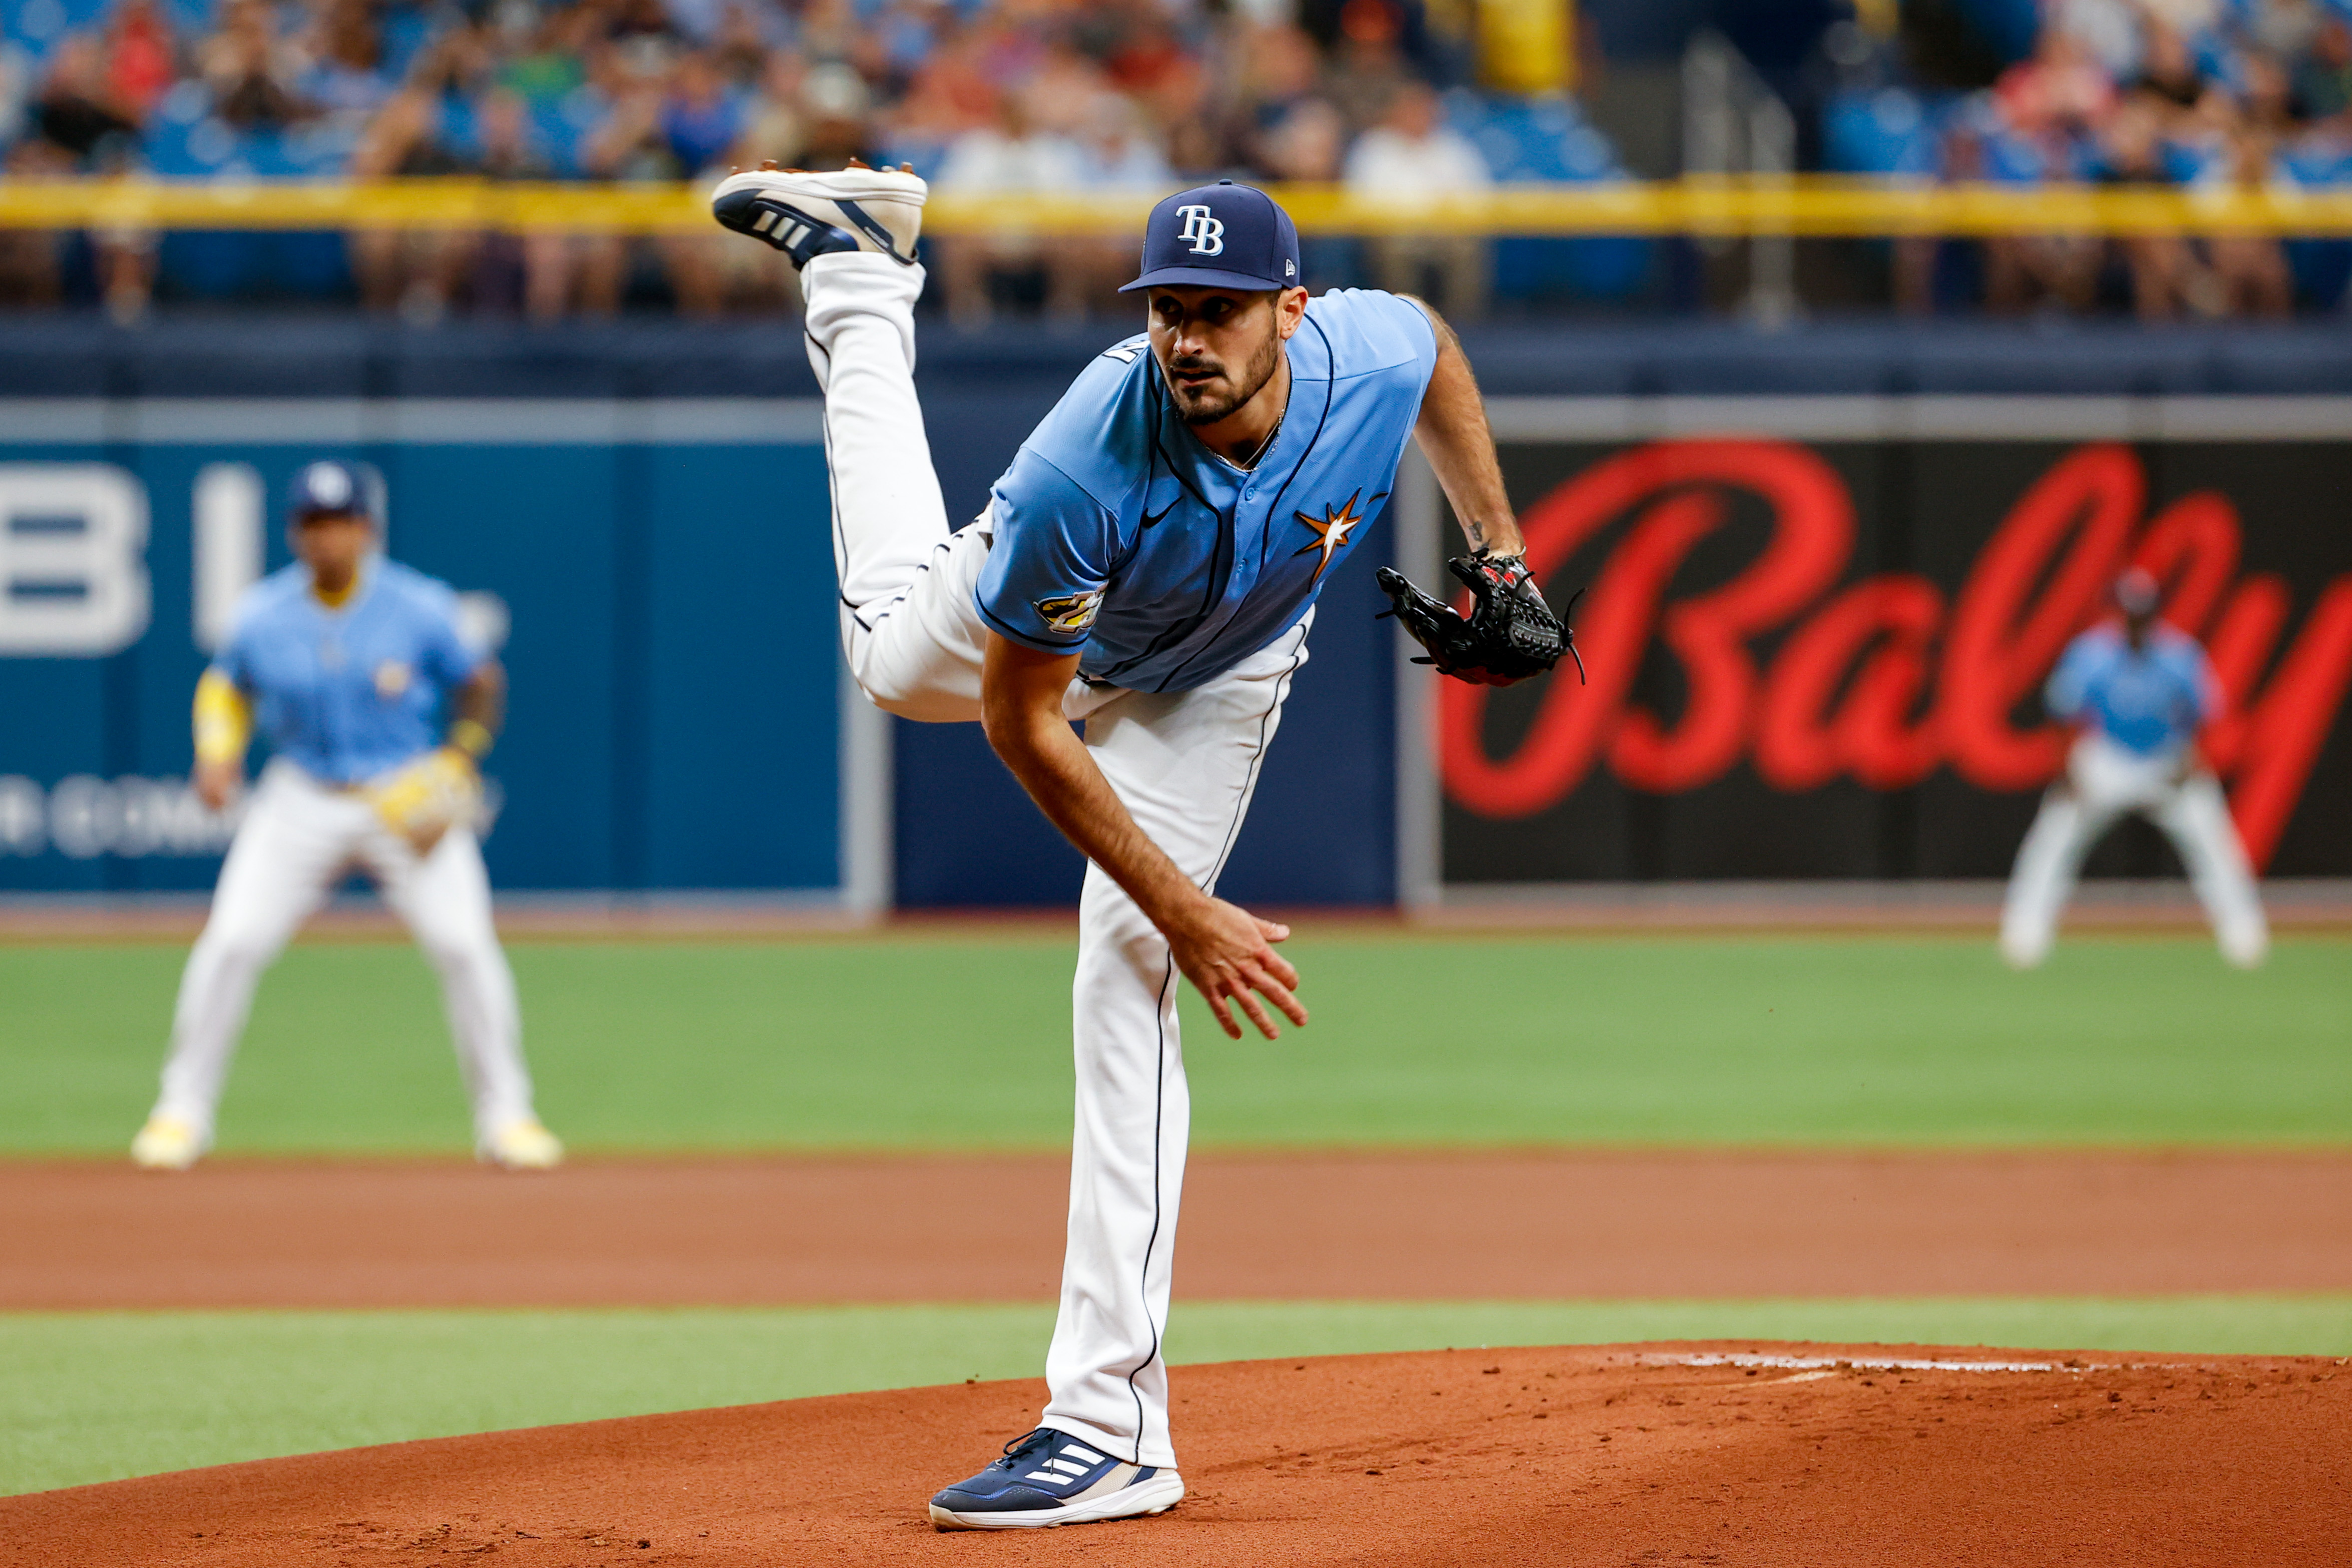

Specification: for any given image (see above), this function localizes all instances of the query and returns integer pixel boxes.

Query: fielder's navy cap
[1121,180,1302,293]
[288,460,374,521]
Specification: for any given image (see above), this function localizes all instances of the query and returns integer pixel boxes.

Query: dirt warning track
[4,1344,2345,1566]
[5,1149,2349,1308]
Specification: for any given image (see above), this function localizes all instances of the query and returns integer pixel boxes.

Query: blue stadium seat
[1950,0,2039,64]
[1446,92,1651,305]
[2281,143,2352,309]
[5,0,113,56]
[379,9,436,81]
[1823,89,1942,178]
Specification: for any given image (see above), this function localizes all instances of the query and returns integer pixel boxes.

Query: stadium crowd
[0,0,1624,319]
[7,1,2351,320]
[1830,0,2352,316]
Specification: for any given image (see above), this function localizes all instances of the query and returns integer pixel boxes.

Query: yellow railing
[9,176,2352,236]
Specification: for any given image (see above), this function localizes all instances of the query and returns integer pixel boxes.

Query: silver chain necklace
[1222,394,1289,474]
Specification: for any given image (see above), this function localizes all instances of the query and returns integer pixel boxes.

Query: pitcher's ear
[1277,285,1309,335]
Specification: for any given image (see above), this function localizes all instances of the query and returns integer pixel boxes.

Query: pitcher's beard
[1170,331,1282,426]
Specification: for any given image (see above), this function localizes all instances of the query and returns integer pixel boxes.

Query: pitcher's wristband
[447,718,495,760]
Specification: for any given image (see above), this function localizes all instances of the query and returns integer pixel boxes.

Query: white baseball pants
[803,251,1309,1470]
[1999,734,2269,969]
[151,758,538,1149]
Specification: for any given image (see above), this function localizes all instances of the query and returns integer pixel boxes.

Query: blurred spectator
[35,35,140,162]
[1262,96,1360,290]
[1022,40,1110,138]
[2238,0,2322,60]
[1224,23,1326,177]
[931,88,1086,323]
[1050,91,1173,316]
[1342,81,1489,316]
[711,2,783,86]
[891,21,999,145]
[299,0,394,126]
[571,34,686,316]
[1981,33,2107,313]
[2132,16,2207,114]
[654,50,745,314]
[732,49,807,167]
[2292,18,2352,120]
[104,0,179,124]
[1318,0,1416,132]
[0,139,72,308]
[199,0,310,130]
[663,49,742,174]
[2048,0,2147,84]
[2237,49,2298,134]
[466,87,589,321]
[349,89,475,320]
[2093,91,2201,317]
[33,34,154,321]
[497,4,593,108]
[2202,127,2294,315]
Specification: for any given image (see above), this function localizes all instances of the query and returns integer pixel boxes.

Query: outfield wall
[1406,400,2352,902]
[2,320,2349,906]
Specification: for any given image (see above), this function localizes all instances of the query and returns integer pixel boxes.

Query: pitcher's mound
[4,1343,2345,1566]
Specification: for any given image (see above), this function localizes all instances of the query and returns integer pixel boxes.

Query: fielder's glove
[368,747,482,857]
[1376,554,1584,687]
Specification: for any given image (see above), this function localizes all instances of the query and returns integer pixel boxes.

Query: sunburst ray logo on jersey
[1293,490,1381,583]
[1034,588,1106,634]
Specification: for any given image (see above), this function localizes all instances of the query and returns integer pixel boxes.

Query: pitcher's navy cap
[288,460,375,522]
[1121,180,1302,293]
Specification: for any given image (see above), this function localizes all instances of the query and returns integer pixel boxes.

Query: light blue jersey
[2046,621,2219,757]
[975,288,1440,693]
[213,560,482,785]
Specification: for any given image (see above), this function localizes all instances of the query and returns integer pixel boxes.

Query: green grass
[5,1297,2346,1497]
[4,935,2346,1154]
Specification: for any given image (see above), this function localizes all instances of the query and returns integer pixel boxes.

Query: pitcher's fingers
[1230,983,1281,1040]
[1258,947,1301,991]
[1243,962,1309,1028]
[1203,987,1242,1040]
[1257,919,1293,943]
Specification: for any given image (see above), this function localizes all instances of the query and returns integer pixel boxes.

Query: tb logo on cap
[1175,204,1225,256]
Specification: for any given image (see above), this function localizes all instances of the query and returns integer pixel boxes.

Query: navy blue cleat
[709,164,924,271]
[927,1428,1184,1531]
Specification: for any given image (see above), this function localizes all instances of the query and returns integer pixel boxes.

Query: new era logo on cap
[1123,181,1302,294]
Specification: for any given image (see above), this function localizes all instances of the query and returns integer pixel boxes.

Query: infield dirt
[5,1344,2346,1566]
[5,1149,2349,1307]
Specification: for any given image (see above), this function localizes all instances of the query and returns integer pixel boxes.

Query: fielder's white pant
[152,758,537,1147]
[804,252,1308,1469]
[1999,734,2269,969]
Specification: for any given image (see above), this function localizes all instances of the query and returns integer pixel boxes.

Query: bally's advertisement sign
[1415,399,2352,889]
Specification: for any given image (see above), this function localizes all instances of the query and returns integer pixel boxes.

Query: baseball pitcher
[711,168,1569,1528]
[1999,566,2269,969]
[130,461,562,1172]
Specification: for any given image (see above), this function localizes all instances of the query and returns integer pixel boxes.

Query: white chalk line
[1637,1352,2196,1375]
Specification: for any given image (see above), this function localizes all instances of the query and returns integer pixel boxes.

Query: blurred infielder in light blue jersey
[2000,566,2268,969]
[710,166,1540,1529]
[130,461,561,1173]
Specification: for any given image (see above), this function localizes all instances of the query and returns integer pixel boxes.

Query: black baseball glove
[1376,554,1584,687]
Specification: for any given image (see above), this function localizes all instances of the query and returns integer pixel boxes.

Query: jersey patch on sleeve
[1034,588,1106,634]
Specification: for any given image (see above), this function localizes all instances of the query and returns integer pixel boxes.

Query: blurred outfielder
[131,461,561,1172]
[2000,567,2268,969]
[712,166,1566,1529]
